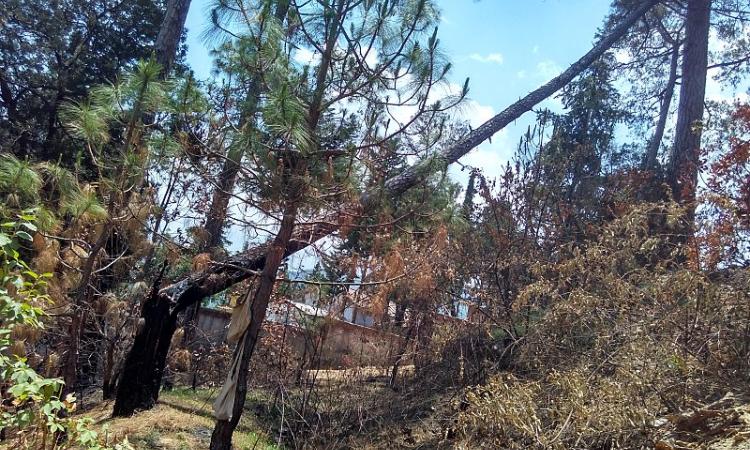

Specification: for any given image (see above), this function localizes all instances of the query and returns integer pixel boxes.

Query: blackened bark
[112,267,172,416]
[112,293,176,415]
[155,0,192,75]
[668,0,711,206]
[112,219,333,416]
[114,0,659,416]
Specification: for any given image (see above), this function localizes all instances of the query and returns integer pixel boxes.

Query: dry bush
[455,203,750,449]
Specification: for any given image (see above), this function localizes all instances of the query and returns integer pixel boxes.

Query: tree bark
[180,145,244,346]
[203,146,245,250]
[101,340,120,399]
[209,203,299,450]
[210,2,331,444]
[61,223,109,395]
[643,40,680,171]
[181,1,290,348]
[113,0,660,416]
[112,267,173,416]
[155,0,192,75]
[367,0,660,204]
[667,0,711,207]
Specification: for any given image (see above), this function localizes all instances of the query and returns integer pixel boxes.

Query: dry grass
[301,365,413,384]
[76,389,278,450]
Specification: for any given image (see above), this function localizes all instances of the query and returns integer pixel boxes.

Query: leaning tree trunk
[112,219,337,416]
[111,268,177,416]
[210,0,333,441]
[209,202,299,450]
[643,40,680,171]
[112,0,660,416]
[668,0,711,209]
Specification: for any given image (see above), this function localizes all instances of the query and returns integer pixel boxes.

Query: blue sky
[183,0,613,184]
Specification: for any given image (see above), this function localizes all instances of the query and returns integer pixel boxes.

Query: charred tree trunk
[113,0,659,416]
[112,268,175,416]
[668,0,711,209]
[112,218,337,416]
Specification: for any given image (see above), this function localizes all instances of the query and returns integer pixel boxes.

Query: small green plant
[0,211,130,449]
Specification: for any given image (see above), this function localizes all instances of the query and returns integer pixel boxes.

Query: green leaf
[20,222,37,232]
[0,233,10,246]
[15,231,32,242]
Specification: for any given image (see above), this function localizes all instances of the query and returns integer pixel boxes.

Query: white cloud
[459,142,507,175]
[448,127,510,185]
[385,79,509,183]
[532,45,540,54]
[469,52,504,64]
[362,48,378,67]
[517,70,527,79]
[461,99,495,129]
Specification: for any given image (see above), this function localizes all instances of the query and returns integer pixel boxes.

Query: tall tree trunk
[112,267,173,416]
[203,146,245,250]
[102,340,120,400]
[155,0,192,75]
[210,0,332,442]
[113,0,660,416]
[180,0,290,348]
[643,41,680,171]
[209,203,299,450]
[181,145,245,345]
[61,312,82,395]
[668,0,711,209]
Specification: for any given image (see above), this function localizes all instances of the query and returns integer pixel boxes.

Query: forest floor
[79,388,279,449]
[76,374,750,449]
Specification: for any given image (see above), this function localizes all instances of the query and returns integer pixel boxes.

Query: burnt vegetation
[2,0,750,449]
